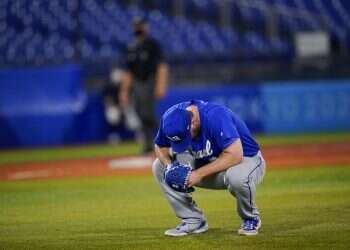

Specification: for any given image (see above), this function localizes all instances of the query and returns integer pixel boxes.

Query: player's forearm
[155,63,168,98]
[154,144,172,167]
[195,139,243,179]
[196,151,242,178]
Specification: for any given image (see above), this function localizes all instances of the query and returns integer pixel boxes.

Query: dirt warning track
[0,142,349,181]
[263,142,350,167]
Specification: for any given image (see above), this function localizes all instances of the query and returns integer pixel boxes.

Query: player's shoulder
[201,102,234,130]
[203,102,231,117]
[201,103,236,136]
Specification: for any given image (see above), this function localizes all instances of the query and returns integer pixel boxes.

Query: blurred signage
[0,65,107,148]
[157,80,350,134]
[260,81,350,133]
[1,65,350,148]
[295,31,330,58]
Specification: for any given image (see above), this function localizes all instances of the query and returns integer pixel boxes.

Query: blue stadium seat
[0,0,349,66]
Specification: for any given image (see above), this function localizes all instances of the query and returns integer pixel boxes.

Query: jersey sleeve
[154,118,171,148]
[209,107,239,150]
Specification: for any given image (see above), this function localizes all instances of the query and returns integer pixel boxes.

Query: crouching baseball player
[152,100,266,236]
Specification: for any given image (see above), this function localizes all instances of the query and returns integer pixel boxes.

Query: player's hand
[118,90,129,108]
[187,170,203,187]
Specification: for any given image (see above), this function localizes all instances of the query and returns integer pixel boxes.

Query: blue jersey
[154,100,260,166]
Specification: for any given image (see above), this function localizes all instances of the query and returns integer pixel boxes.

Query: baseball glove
[164,161,195,193]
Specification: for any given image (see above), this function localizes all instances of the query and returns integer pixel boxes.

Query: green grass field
[1,132,350,249]
[1,166,349,249]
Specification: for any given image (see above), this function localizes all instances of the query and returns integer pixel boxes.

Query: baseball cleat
[164,220,208,237]
[238,217,261,236]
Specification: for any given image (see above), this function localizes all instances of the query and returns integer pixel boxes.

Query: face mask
[134,29,145,37]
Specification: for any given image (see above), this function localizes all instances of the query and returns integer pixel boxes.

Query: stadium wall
[0,65,108,148]
[158,80,350,134]
[0,65,349,148]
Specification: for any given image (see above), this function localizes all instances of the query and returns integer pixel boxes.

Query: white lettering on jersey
[167,135,182,142]
[192,140,213,159]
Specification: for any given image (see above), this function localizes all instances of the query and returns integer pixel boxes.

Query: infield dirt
[0,142,349,181]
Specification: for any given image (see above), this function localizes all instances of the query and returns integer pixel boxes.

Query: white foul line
[7,169,53,180]
[108,156,152,169]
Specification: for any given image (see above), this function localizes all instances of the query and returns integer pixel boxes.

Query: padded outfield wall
[158,81,350,134]
[0,65,107,148]
[0,65,350,148]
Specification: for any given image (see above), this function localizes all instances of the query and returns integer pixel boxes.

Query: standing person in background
[119,17,168,155]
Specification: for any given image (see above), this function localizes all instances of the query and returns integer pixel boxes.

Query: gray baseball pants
[152,151,266,224]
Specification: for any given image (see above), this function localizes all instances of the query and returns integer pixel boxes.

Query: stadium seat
[0,0,349,66]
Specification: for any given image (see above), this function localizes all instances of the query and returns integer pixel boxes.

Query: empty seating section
[0,0,349,66]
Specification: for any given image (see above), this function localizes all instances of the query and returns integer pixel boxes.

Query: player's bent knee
[152,158,165,181]
[225,168,247,191]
